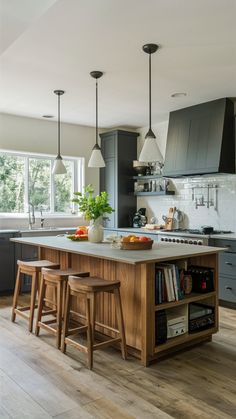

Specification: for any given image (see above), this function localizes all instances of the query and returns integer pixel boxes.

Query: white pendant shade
[52,157,67,174]
[88,147,105,168]
[139,136,163,163]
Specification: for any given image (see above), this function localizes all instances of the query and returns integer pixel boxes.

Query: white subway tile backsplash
[137,174,236,232]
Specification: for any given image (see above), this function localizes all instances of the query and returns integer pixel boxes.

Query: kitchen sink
[20,227,75,237]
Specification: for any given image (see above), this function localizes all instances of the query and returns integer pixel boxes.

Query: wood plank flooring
[0,295,236,419]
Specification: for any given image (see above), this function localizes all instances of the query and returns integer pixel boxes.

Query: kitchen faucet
[40,208,45,228]
[28,203,35,229]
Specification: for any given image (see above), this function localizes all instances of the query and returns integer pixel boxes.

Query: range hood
[163,98,235,177]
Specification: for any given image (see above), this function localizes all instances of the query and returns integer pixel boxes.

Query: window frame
[0,149,84,217]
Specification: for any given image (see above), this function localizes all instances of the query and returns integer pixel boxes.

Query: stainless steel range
[159,229,232,246]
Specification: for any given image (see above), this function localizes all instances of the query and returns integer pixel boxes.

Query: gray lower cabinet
[0,233,16,293]
[210,238,236,307]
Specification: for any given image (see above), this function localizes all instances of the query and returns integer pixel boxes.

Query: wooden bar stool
[11,260,60,332]
[61,275,127,370]
[35,268,90,349]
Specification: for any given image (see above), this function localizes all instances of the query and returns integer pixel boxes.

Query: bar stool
[61,275,127,370]
[11,260,60,332]
[35,268,90,348]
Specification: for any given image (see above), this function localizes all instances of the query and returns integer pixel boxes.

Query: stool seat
[18,260,59,268]
[69,276,120,292]
[42,268,87,281]
[11,260,60,332]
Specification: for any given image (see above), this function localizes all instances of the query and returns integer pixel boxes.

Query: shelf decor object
[88,71,105,168]
[139,43,163,164]
[52,90,67,175]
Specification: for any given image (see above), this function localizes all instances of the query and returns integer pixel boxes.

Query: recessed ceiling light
[171,92,187,98]
[42,115,54,118]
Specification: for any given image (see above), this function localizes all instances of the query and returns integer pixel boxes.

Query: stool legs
[56,281,63,349]
[86,297,93,370]
[11,267,21,323]
[61,283,70,354]
[35,277,46,337]
[114,288,127,360]
[35,277,64,349]
[29,272,38,333]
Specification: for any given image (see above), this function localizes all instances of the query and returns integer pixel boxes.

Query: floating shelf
[155,291,216,311]
[133,191,175,196]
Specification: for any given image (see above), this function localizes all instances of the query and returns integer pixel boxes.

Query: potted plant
[72,184,114,243]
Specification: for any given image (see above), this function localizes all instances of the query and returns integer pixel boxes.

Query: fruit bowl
[120,235,153,250]
[67,234,88,241]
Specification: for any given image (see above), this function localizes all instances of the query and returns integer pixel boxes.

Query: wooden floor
[0,295,236,419]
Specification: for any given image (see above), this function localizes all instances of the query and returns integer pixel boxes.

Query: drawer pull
[225,261,233,266]
[225,286,232,291]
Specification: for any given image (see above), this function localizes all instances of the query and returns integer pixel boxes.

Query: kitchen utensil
[165,207,176,230]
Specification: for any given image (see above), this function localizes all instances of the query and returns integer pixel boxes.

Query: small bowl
[133,166,147,176]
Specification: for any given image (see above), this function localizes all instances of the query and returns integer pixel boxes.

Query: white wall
[0,113,98,229]
[137,117,236,232]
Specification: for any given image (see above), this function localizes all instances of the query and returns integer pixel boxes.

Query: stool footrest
[41,309,57,316]
[67,325,87,335]
[65,337,88,354]
[14,309,30,319]
[15,306,31,312]
[41,318,57,325]
[38,322,58,335]
[93,337,121,351]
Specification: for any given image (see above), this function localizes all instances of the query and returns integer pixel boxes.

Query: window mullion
[24,157,29,213]
[50,160,55,213]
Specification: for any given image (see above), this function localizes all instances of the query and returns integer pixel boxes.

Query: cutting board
[165,207,176,230]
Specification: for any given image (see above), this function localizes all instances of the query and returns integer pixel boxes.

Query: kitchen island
[12,236,224,366]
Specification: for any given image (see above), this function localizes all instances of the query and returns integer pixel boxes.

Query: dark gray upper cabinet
[100,130,138,228]
[163,98,235,177]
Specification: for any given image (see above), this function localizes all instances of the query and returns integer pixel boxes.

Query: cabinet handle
[225,261,233,266]
[225,286,232,291]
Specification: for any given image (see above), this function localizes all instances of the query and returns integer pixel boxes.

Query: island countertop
[11,236,225,265]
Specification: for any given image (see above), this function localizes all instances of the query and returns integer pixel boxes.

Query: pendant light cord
[149,52,152,131]
[58,93,61,157]
[96,80,98,146]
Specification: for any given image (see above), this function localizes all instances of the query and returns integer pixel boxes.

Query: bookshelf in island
[12,236,224,366]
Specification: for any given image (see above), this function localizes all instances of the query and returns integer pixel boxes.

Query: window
[0,150,84,215]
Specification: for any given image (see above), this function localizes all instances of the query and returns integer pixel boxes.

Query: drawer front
[219,276,236,303]
[210,239,236,252]
[219,253,236,278]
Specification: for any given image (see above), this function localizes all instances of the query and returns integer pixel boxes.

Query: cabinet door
[0,235,14,292]
[219,276,236,303]
[100,157,116,228]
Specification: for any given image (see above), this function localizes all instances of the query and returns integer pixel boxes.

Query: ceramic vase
[88,217,104,243]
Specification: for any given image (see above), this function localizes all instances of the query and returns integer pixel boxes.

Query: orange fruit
[130,236,139,242]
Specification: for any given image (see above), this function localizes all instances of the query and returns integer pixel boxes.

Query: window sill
[0,213,83,220]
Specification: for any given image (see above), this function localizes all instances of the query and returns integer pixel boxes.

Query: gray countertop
[11,236,225,265]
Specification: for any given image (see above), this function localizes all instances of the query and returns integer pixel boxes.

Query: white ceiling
[1,0,236,128]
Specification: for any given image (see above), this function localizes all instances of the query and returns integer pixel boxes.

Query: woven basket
[120,240,153,250]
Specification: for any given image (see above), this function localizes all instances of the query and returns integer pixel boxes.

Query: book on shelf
[155,263,184,305]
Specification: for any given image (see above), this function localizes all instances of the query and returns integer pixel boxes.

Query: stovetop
[165,229,233,236]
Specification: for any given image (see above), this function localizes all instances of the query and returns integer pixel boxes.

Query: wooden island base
[39,246,219,366]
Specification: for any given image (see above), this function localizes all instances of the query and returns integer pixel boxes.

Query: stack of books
[155,263,185,304]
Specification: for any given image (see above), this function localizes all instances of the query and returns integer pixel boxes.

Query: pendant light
[88,71,105,168]
[139,44,163,163]
[52,89,66,175]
